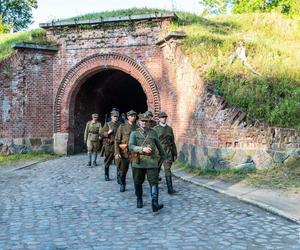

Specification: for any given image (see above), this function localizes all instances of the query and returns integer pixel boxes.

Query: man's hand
[173,155,177,161]
[108,129,113,135]
[143,147,152,154]
[115,154,121,160]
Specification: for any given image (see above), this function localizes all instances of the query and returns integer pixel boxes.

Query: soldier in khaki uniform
[114,110,138,192]
[154,112,177,194]
[100,110,120,181]
[145,110,157,128]
[84,113,102,167]
[129,113,166,212]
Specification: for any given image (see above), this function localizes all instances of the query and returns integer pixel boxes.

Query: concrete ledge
[12,43,58,52]
[156,31,186,45]
[172,167,300,224]
[40,13,177,28]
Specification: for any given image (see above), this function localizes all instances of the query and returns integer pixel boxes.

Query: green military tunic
[148,119,157,128]
[154,124,177,176]
[84,121,102,153]
[153,124,177,162]
[129,127,166,169]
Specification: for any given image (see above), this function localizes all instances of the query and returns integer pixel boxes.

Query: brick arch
[54,53,161,133]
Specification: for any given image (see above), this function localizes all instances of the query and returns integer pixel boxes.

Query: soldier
[84,113,102,167]
[114,110,138,192]
[129,113,166,212]
[154,112,177,194]
[100,110,120,181]
[145,110,157,128]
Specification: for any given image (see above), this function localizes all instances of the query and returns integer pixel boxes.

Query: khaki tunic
[100,121,120,155]
[84,121,102,152]
[114,122,138,158]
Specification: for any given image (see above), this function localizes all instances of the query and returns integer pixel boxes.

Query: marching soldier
[84,113,102,167]
[114,110,138,192]
[145,110,157,128]
[154,112,177,194]
[129,113,166,212]
[100,110,120,181]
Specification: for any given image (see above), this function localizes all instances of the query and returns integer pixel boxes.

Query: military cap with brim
[111,110,119,116]
[127,110,137,116]
[145,110,153,117]
[138,113,151,121]
[159,112,168,118]
[92,113,99,117]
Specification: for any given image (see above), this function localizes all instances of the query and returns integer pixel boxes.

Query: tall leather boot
[120,175,126,192]
[158,166,162,181]
[105,166,111,181]
[117,168,121,184]
[166,176,176,194]
[93,153,98,166]
[150,184,163,212]
[87,152,92,166]
[135,184,143,208]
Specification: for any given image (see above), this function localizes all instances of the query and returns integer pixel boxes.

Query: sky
[31,0,202,28]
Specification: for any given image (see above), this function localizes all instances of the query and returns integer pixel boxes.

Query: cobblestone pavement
[0,155,299,250]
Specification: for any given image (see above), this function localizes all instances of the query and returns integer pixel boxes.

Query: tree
[199,0,231,15]
[0,0,38,31]
[232,0,300,15]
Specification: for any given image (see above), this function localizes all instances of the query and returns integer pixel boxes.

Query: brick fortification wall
[0,17,172,154]
[0,51,55,153]
[0,15,299,169]
[159,38,300,169]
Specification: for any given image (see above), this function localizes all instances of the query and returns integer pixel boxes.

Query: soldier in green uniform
[145,110,157,128]
[84,113,102,167]
[154,112,177,194]
[129,113,166,212]
[100,110,120,181]
[114,110,138,192]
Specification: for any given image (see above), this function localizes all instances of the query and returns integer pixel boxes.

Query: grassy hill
[170,12,300,129]
[0,29,50,60]
[1,8,299,128]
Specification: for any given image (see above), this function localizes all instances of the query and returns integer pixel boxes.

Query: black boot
[151,184,163,212]
[166,176,176,194]
[105,167,111,181]
[158,166,162,181]
[117,168,121,184]
[120,175,126,192]
[87,152,92,166]
[93,153,98,166]
[135,184,143,208]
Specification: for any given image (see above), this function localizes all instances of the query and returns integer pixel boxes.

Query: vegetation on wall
[1,8,299,128]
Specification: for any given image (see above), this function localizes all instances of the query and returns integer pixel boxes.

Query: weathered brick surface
[0,17,299,167]
[160,39,300,169]
[0,51,54,139]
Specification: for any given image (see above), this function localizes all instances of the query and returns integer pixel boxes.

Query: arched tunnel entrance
[73,69,148,153]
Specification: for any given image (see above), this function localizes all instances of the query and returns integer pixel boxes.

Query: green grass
[175,158,300,190]
[0,152,59,167]
[174,161,255,183]
[1,9,299,128]
[62,8,174,21]
[168,12,300,128]
[0,29,52,60]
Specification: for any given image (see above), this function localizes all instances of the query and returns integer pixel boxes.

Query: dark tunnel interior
[74,69,148,153]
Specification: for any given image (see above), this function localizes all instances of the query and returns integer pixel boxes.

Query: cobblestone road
[0,155,299,250]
